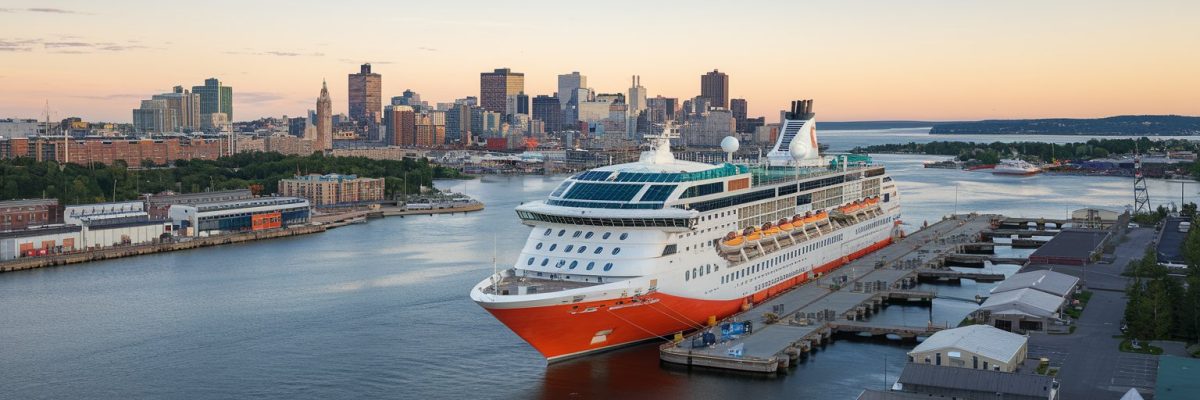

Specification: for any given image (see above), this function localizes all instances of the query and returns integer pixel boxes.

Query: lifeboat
[719,231,745,253]
[777,218,794,232]
[761,222,781,237]
[743,227,762,244]
[803,211,827,225]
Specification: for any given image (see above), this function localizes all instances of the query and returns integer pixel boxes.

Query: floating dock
[660,214,1000,373]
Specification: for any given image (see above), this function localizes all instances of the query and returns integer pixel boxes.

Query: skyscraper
[386,105,415,146]
[480,68,524,115]
[132,99,168,134]
[647,96,678,123]
[531,95,561,134]
[315,80,333,152]
[730,98,748,132]
[348,63,382,124]
[445,103,470,144]
[192,78,232,130]
[557,72,586,127]
[700,69,729,109]
[150,86,201,132]
[626,76,647,136]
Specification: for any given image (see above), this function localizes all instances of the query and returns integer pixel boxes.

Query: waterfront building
[0,225,80,260]
[168,197,310,237]
[0,199,63,231]
[278,174,385,207]
[531,95,561,134]
[989,270,1080,299]
[884,363,1059,400]
[907,325,1029,372]
[348,63,382,124]
[316,80,333,152]
[64,201,145,226]
[132,99,169,134]
[976,288,1068,333]
[192,78,232,131]
[0,136,225,166]
[700,69,729,109]
[480,68,524,115]
[146,189,253,219]
[730,98,748,132]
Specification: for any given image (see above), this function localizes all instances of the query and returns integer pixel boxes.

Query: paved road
[1026,227,1158,399]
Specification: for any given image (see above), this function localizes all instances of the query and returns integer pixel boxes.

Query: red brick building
[0,137,226,166]
[0,199,63,232]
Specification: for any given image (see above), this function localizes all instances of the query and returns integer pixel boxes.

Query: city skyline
[1,0,1198,123]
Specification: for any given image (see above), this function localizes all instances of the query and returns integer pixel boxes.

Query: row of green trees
[1124,205,1200,343]
[852,137,1199,164]
[0,152,468,205]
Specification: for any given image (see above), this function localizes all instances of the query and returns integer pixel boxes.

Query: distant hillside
[929,115,1200,135]
[819,121,943,130]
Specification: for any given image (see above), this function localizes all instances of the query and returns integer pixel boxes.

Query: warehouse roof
[897,363,1057,398]
[991,270,1079,297]
[1029,229,1108,264]
[909,325,1027,364]
[979,288,1066,319]
[1158,217,1189,266]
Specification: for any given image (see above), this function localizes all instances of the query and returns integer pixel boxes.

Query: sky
[1,0,1197,123]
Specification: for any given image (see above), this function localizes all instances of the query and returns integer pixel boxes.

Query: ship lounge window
[586,261,595,270]
[680,182,723,199]
[594,246,604,254]
[578,246,587,253]
[569,261,578,269]
[562,182,643,202]
[564,245,574,253]
[640,185,677,202]
[604,263,613,271]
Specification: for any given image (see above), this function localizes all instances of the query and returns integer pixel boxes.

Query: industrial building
[278,174,384,207]
[64,201,145,226]
[907,325,1029,372]
[0,225,81,260]
[168,197,310,237]
[1028,229,1110,266]
[146,189,254,219]
[990,269,1080,299]
[977,288,1068,333]
[886,363,1059,400]
[0,199,63,231]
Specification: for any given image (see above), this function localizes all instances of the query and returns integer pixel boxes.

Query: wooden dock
[660,214,1001,373]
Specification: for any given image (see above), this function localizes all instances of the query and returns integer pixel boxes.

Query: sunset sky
[1,0,1197,123]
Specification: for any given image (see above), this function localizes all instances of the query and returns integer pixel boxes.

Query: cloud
[418,46,437,52]
[235,91,286,104]
[0,7,93,15]
[338,58,393,64]
[70,93,147,100]
[225,50,324,57]
[0,38,40,51]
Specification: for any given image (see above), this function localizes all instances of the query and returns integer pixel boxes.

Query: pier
[660,214,1001,373]
[915,268,1006,283]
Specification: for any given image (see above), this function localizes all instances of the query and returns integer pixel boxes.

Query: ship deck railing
[481,274,602,296]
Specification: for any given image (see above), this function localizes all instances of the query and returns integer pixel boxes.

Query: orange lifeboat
[720,231,745,253]
[803,211,827,225]
[761,222,781,237]
[777,218,794,232]
[744,227,762,242]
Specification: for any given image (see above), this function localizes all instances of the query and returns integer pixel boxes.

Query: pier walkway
[660,214,999,373]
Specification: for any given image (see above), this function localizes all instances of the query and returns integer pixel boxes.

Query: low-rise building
[146,189,254,219]
[168,197,310,237]
[977,287,1068,333]
[907,325,1028,372]
[990,269,1080,299]
[278,174,385,207]
[64,201,145,226]
[0,199,63,231]
[0,225,80,260]
[891,363,1059,400]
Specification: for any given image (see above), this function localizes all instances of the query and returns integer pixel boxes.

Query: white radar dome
[720,136,740,153]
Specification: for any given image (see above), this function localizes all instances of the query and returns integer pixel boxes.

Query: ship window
[544,228,552,236]
[562,182,643,202]
[541,259,549,266]
[573,231,582,238]
[594,247,604,254]
[603,232,611,239]
[535,242,543,250]
[884,193,890,202]
[707,265,712,274]
[556,260,565,268]
[558,229,566,237]
[612,248,621,255]
[586,261,595,270]
[619,233,629,240]
[549,244,557,251]
[569,261,578,269]
[640,184,677,202]
[685,270,690,281]
[585,232,594,239]
[662,244,677,256]
[564,245,574,253]
[693,268,698,277]
[527,257,534,265]
[578,246,587,253]
[603,263,613,271]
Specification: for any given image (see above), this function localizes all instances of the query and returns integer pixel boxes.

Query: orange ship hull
[482,237,894,361]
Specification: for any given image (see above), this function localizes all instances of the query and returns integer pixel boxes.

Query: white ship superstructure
[471,99,903,361]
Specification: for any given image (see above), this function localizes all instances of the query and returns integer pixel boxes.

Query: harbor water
[3,131,1197,399]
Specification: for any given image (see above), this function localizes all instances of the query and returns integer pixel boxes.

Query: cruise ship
[991,159,1041,176]
[470,100,903,361]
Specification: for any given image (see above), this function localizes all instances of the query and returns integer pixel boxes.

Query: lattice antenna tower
[1133,142,1149,214]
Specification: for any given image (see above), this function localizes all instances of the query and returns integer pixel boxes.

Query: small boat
[992,159,1041,176]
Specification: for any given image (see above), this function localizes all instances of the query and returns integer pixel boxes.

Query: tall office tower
[151,86,201,132]
[469,107,486,139]
[348,63,382,124]
[132,99,169,134]
[531,95,561,134]
[647,96,678,123]
[386,105,415,146]
[445,103,471,144]
[700,69,729,109]
[315,80,333,151]
[192,78,232,130]
[730,98,748,132]
[557,72,586,125]
[626,76,647,136]
[480,68,524,115]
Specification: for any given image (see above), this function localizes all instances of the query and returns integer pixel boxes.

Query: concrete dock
[660,214,1000,373]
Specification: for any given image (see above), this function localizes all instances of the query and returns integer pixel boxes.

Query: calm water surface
[3,135,1199,399]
